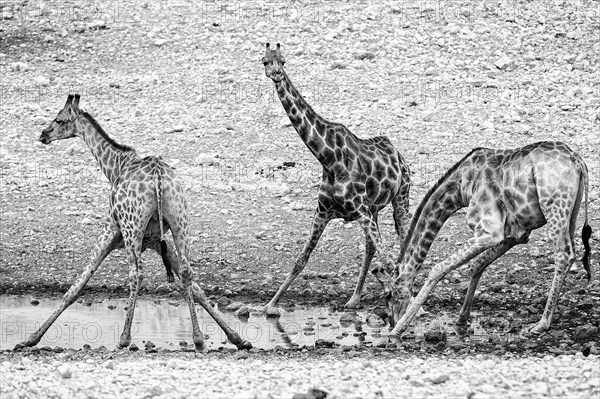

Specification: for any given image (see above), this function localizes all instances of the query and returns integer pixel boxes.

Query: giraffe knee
[429,264,445,281]
[180,267,193,282]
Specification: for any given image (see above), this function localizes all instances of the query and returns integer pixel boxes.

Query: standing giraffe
[262,43,411,313]
[373,141,593,336]
[18,94,251,350]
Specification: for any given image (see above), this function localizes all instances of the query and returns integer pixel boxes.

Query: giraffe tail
[154,162,165,241]
[580,164,592,282]
[154,161,174,283]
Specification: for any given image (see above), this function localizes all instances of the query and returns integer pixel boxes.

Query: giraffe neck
[76,113,136,184]
[396,169,467,283]
[274,70,340,168]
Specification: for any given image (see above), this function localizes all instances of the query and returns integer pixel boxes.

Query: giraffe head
[262,43,285,83]
[372,267,410,328]
[39,94,82,144]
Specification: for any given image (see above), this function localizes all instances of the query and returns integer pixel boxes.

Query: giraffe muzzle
[39,132,51,144]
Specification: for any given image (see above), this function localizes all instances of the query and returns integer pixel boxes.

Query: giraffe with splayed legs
[17,94,252,351]
[262,43,411,313]
[373,141,593,336]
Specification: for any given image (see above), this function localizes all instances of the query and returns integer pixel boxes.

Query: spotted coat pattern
[373,141,593,336]
[19,94,252,351]
[262,44,411,311]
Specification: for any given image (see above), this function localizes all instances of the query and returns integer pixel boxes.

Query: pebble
[330,61,348,70]
[423,321,447,342]
[574,324,598,341]
[33,76,51,86]
[235,306,250,318]
[10,62,29,72]
[339,312,358,324]
[494,56,514,70]
[430,374,450,384]
[56,365,72,379]
[366,314,386,327]
[103,360,115,370]
[196,153,217,165]
[225,302,245,312]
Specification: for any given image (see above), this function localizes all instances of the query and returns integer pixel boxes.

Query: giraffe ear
[65,94,74,107]
[72,94,81,111]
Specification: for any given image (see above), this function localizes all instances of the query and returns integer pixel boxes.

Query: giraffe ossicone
[373,141,593,336]
[18,94,252,351]
[262,43,412,314]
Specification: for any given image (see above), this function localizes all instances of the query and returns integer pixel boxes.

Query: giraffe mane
[281,70,353,133]
[80,112,136,152]
[395,147,485,266]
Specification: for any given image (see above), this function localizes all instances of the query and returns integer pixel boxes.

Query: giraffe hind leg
[457,239,519,325]
[162,191,206,350]
[154,235,251,348]
[346,232,376,308]
[170,229,205,350]
[118,243,144,348]
[391,188,410,242]
[530,213,577,333]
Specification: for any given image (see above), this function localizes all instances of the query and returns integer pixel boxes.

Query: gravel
[1,351,598,398]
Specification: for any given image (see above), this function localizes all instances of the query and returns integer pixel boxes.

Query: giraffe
[262,43,411,314]
[373,141,593,336]
[17,94,251,350]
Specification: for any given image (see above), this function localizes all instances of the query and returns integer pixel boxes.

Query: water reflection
[0,296,518,351]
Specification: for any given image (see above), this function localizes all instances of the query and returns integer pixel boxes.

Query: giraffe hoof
[194,343,206,352]
[344,298,361,309]
[264,307,281,318]
[13,342,26,351]
[236,340,253,350]
[455,317,469,326]
[526,322,548,335]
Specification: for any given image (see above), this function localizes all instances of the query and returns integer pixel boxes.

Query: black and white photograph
[0,0,599,397]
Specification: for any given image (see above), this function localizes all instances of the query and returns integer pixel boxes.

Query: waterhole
[0,296,515,351]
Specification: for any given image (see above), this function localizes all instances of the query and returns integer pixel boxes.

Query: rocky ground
[1,349,599,398]
[1,0,599,397]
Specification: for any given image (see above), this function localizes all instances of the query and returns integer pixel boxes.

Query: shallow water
[0,296,507,351]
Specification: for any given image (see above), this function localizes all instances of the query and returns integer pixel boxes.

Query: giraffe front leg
[390,236,496,336]
[17,223,121,349]
[263,210,331,316]
[118,248,143,349]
